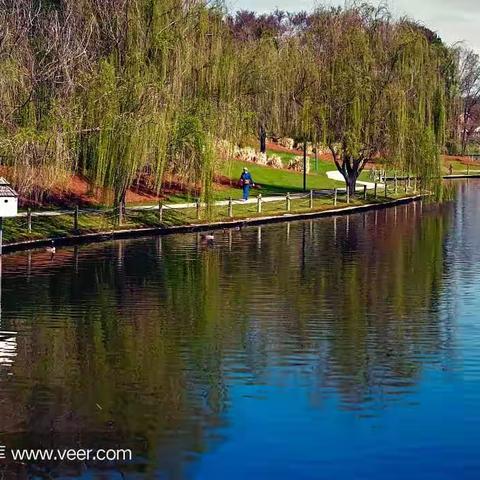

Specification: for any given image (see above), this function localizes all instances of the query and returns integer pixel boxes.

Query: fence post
[286,192,291,212]
[118,204,123,226]
[334,188,338,206]
[27,208,32,233]
[228,197,233,218]
[374,182,378,199]
[394,174,398,194]
[196,199,201,220]
[404,178,408,194]
[257,194,262,213]
[363,184,367,200]
[74,205,79,231]
[467,165,470,176]
[158,201,163,223]
[346,187,350,204]
[309,189,314,209]
[384,180,388,198]
[413,177,417,194]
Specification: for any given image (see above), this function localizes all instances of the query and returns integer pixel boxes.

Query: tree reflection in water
[0,196,455,478]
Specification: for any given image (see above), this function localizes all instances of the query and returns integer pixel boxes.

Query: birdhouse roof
[0,178,18,197]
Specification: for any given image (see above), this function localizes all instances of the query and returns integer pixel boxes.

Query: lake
[0,180,479,479]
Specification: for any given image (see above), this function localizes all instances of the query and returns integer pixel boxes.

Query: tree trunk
[461,127,468,156]
[303,141,307,191]
[329,145,363,198]
[259,124,266,154]
[117,188,127,225]
[461,105,470,156]
[345,172,358,197]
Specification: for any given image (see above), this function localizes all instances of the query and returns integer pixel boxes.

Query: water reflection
[0,332,17,367]
[0,182,474,479]
[0,257,17,371]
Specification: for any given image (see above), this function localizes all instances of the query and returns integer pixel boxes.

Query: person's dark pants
[243,185,251,200]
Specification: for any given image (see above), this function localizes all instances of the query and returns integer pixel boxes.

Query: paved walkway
[326,170,382,190]
[130,192,312,211]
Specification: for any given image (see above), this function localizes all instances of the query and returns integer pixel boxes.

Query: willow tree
[79,0,243,208]
[0,0,245,207]
[0,0,88,201]
[302,5,449,195]
[228,10,317,152]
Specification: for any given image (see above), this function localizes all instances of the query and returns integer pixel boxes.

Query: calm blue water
[0,181,479,479]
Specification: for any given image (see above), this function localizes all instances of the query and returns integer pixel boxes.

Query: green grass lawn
[152,150,342,205]
[443,159,480,174]
[119,146,346,207]
[218,158,342,198]
[127,156,344,207]
[124,155,342,207]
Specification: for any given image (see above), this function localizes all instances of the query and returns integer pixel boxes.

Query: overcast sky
[229,0,480,52]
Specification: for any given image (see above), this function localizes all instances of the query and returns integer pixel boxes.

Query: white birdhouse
[0,178,18,218]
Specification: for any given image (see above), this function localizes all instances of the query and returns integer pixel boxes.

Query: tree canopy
[0,1,457,203]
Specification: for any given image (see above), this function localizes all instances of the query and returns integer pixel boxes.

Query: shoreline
[3,194,424,255]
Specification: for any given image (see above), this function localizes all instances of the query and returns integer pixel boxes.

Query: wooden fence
[12,178,420,234]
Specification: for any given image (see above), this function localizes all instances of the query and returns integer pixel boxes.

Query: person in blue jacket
[239,167,255,200]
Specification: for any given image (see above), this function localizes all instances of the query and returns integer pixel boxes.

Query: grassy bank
[3,147,438,246]
[4,189,416,245]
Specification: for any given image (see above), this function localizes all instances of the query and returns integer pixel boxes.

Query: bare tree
[457,47,480,155]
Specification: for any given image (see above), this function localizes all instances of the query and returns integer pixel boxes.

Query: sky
[229,0,480,53]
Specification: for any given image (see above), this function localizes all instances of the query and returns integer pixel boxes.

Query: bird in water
[46,241,56,254]
[200,233,215,244]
